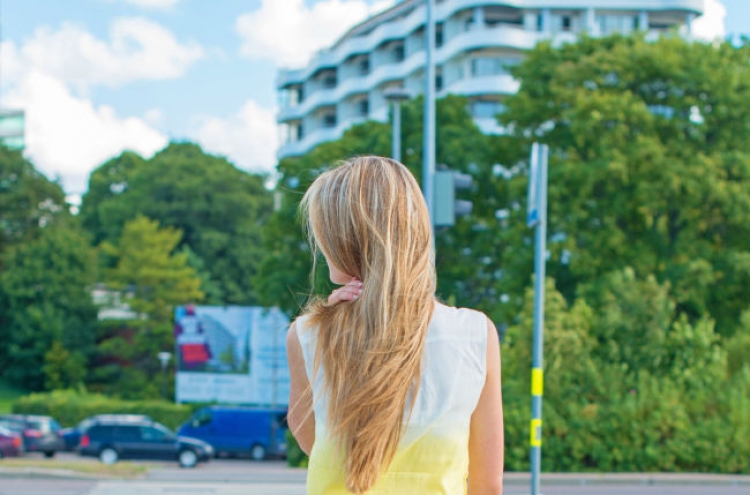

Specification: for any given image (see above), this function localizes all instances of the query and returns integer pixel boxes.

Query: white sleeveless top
[296,302,488,494]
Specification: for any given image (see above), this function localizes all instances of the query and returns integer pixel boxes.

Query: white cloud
[692,0,726,41]
[236,0,395,67]
[5,17,203,91]
[192,100,278,174]
[122,0,180,9]
[143,108,164,125]
[0,18,201,194]
[5,71,168,194]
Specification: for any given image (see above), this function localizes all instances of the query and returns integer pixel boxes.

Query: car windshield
[155,424,174,437]
[27,419,60,432]
[0,418,24,432]
[0,426,15,436]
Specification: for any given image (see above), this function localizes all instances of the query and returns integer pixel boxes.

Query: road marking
[86,481,306,495]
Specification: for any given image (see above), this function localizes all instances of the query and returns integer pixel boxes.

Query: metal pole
[530,144,548,495]
[392,101,401,162]
[423,0,436,237]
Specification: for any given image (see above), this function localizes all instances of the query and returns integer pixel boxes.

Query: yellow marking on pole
[531,368,544,396]
[530,419,542,447]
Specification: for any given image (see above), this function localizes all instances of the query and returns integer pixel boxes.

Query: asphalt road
[1,454,748,495]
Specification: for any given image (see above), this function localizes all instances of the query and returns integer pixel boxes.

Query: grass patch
[0,379,26,414]
[0,458,149,478]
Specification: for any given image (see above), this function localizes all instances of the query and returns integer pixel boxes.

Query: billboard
[174,305,290,407]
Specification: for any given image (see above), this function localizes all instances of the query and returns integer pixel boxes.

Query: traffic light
[433,169,473,226]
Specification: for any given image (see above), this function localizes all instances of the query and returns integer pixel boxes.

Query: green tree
[102,215,203,322]
[79,150,147,244]
[0,146,68,260]
[80,142,273,305]
[43,341,87,391]
[499,35,750,336]
[0,222,97,390]
[96,216,203,398]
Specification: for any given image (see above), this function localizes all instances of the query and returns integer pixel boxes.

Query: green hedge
[285,429,308,468]
[12,390,196,430]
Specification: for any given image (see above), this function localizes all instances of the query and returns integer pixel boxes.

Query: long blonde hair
[300,156,436,493]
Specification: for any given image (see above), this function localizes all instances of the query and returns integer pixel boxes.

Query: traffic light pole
[528,143,549,495]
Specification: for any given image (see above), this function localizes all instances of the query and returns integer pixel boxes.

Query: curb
[503,473,750,486]
[0,466,139,481]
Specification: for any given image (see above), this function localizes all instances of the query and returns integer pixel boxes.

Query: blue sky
[0,0,747,198]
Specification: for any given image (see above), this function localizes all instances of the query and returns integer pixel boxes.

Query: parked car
[78,418,213,467]
[178,406,287,460]
[0,414,65,457]
[60,414,151,451]
[0,426,23,458]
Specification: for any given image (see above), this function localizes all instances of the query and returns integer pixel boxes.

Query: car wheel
[99,447,119,465]
[250,444,266,461]
[179,449,198,468]
[43,451,55,458]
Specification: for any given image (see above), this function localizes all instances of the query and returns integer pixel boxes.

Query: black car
[0,414,65,457]
[78,418,213,467]
[60,414,151,450]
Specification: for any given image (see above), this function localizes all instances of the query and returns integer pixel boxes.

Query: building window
[561,16,572,31]
[323,74,337,89]
[322,113,337,128]
[597,15,637,35]
[537,13,544,31]
[358,57,370,75]
[393,43,405,62]
[358,99,369,117]
[296,124,304,140]
[436,23,444,47]
[471,57,521,77]
[471,100,506,119]
[435,74,443,92]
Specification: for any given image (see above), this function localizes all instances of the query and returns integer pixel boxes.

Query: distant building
[276,0,704,158]
[0,108,25,151]
[92,284,139,321]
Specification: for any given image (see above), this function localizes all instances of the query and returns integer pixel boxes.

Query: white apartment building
[0,108,25,151]
[276,0,704,159]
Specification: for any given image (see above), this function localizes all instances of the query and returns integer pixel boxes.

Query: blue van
[178,407,287,460]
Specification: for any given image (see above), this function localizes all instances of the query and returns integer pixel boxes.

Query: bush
[285,429,308,468]
[12,390,196,429]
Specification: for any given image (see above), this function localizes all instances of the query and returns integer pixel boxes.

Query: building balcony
[278,116,368,158]
[277,0,703,88]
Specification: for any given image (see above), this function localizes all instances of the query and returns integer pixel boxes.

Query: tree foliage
[80,142,273,304]
[0,222,97,390]
[0,146,68,260]
[500,34,750,336]
[95,216,203,398]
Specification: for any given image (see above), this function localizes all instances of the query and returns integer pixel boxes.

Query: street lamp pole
[423,0,436,237]
[384,87,410,162]
[157,351,172,401]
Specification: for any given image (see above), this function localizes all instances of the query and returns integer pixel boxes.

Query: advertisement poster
[174,305,290,407]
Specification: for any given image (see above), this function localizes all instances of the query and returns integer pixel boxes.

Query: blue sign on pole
[527,143,540,227]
